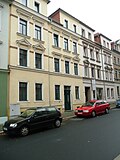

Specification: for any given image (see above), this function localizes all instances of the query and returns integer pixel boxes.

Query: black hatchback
[3,106,62,136]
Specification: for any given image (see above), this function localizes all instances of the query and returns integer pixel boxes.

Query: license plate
[3,127,7,131]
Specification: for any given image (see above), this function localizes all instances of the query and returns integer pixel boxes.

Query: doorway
[85,87,91,102]
[64,86,71,110]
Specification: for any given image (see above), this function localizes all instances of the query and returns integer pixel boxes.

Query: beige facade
[9,0,84,113]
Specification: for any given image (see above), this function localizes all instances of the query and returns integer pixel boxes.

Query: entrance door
[85,87,91,102]
[64,86,71,110]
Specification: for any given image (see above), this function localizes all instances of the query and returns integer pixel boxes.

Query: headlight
[83,110,89,113]
[10,123,17,128]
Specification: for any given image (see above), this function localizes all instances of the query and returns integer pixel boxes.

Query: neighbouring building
[0,0,14,124]
[111,40,120,99]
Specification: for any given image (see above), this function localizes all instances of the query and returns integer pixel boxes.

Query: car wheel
[54,119,61,128]
[20,126,29,136]
[105,108,109,114]
[91,111,96,117]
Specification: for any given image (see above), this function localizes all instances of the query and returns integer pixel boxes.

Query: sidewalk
[0,111,75,135]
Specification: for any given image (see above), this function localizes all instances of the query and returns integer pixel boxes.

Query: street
[1,109,120,160]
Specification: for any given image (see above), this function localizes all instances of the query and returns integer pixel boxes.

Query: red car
[75,100,110,117]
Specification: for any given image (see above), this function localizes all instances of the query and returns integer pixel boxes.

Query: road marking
[114,154,120,160]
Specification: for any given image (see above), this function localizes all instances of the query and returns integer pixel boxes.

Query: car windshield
[82,101,95,107]
[20,109,35,118]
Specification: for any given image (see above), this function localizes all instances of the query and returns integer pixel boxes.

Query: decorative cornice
[16,9,32,19]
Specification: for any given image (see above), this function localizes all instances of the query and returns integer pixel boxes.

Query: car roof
[89,100,106,103]
[27,106,56,110]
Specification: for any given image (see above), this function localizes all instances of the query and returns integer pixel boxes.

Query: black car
[3,106,62,136]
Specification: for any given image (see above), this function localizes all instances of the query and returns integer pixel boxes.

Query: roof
[49,8,95,32]
[94,33,112,41]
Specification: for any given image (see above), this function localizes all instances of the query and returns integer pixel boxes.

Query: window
[75,86,80,99]
[34,2,39,13]
[74,63,78,75]
[107,42,109,49]
[65,61,69,74]
[96,51,100,62]
[103,40,106,47]
[81,29,85,37]
[104,54,107,63]
[97,68,101,79]
[90,49,94,60]
[83,46,88,57]
[55,85,60,100]
[118,58,120,65]
[84,65,89,77]
[64,38,68,50]
[108,56,111,64]
[117,86,120,96]
[19,18,27,35]
[105,70,109,80]
[88,32,91,40]
[115,70,118,79]
[73,42,77,54]
[35,53,42,69]
[21,0,27,6]
[111,88,114,98]
[91,66,95,78]
[35,83,42,101]
[0,8,2,31]
[54,58,60,72]
[107,88,110,99]
[110,72,113,80]
[73,24,76,33]
[19,49,27,67]
[35,25,41,40]
[53,34,59,47]
[114,57,116,64]
[19,82,27,101]
[64,20,68,28]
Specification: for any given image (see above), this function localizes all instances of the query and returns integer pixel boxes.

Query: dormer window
[21,0,27,6]
[34,1,40,13]
[64,20,68,29]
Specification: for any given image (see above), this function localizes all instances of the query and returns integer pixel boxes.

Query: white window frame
[18,81,29,102]
[34,52,44,69]
[34,24,42,41]
[18,48,29,67]
[54,84,61,101]
[34,82,43,102]
[34,0,41,13]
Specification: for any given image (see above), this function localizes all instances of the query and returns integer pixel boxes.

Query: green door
[64,86,71,110]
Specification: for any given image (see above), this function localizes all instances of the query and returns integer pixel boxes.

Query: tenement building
[0,0,117,122]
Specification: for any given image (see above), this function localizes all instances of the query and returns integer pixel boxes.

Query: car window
[20,109,35,118]
[47,107,56,113]
[96,102,101,106]
[35,108,47,116]
[101,101,105,104]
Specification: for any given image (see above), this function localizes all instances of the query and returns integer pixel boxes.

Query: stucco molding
[16,38,31,47]
[32,16,44,26]
[32,43,46,51]
[72,55,80,62]
[16,9,32,19]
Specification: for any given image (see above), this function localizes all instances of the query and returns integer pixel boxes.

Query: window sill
[33,38,45,44]
[63,49,71,53]
[17,32,31,39]
[52,45,61,50]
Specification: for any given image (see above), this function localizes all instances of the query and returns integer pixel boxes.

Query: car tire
[105,108,109,114]
[54,119,61,128]
[20,126,29,136]
[91,111,96,117]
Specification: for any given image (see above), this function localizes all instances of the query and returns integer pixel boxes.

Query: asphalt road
[1,109,120,160]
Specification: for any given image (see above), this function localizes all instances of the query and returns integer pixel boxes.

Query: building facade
[0,0,14,123]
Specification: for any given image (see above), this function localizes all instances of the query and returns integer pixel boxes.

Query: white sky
[48,0,120,41]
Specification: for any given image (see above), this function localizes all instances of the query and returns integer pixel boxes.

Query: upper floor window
[64,20,68,28]
[64,38,69,51]
[53,34,59,47]
[21,0,27,6]
[19,49,27,67]
[19,82,28,101]
[65,61,70,74]
[83,46,88,57]
[74,63,78,75]
[96,51,100,62]
[73,42,77,54]
[0,8,2,32]
[34,1,40,13]
[84,65,89,77]
[73,24,76,33]
[118,58,120,65]
[35,83,42,101]
[105,70,109,80]
[35,25,41,40]
[35,53,42,69]
[88,32,91,40]
[97,67,101,79]
[54,58,60,72]
[90,49,94,60]
[104,54,107,63]
[114,56,116,64]
[81,28,85,37]
[107,42,109,49]
[19,18,27,36]
[108,56,111,64]
[91,66,95,78]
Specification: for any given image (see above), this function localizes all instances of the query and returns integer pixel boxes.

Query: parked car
[3,106,62,136]
[75,100,110,117]
[116,99,120,108]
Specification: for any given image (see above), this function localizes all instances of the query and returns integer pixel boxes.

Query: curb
[63,115,76,121]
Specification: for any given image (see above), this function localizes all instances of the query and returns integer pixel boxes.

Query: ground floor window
[35,83,42,101]
[19,82,27,101]
[55,85,60,100]
[75,86,80,99]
